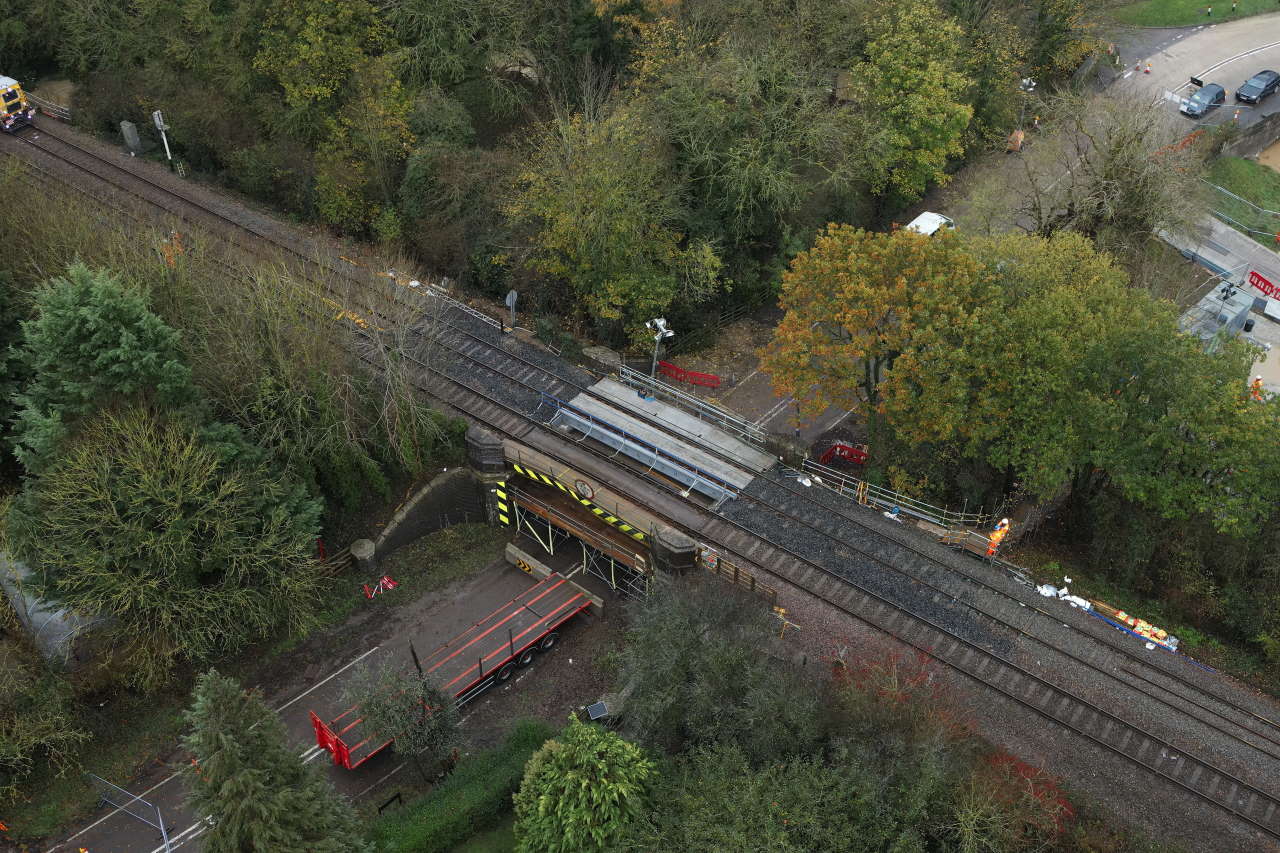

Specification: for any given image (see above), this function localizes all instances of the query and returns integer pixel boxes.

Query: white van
[904,212,955,236]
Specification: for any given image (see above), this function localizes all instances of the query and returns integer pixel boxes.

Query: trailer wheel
[539,632,559,651]
[497,663,515,682]
[518,647,536,666]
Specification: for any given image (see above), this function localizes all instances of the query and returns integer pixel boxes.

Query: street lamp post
[1018,77,1037,129]
[646,317,675,378]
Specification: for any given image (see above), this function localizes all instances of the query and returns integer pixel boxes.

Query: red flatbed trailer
[309,571,593,769]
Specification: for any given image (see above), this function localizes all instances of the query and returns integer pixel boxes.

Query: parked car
[1235,70,1280,104]
[1181,83,1225,117]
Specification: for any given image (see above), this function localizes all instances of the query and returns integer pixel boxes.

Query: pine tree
[513,714,653,853]
[182,670,370,853]
[11,262,195,472]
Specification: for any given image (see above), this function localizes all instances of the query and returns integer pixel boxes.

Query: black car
[1235,69,1280,104]
[1182,83,1225,117]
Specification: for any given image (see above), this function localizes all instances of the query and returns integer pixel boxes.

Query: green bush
[372,719,553,853]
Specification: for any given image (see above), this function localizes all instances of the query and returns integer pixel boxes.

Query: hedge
[372,719,554,852]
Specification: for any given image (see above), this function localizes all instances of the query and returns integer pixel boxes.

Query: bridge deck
[587,377,775,473]
[561,381,765,492]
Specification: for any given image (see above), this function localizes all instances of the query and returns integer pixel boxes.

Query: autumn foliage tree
[847,0,973,202]
[505,102,721,342]
[763,227,1280,535]
[760,225,989,435]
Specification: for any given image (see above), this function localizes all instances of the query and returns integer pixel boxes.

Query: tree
[0,272,30,480]
[253,0,389,140]
[10,263,194,472]
[340,661,459,780]
[513,714,654,853]
[759,225,990,434]
[7,406,324,690]
[846,0,973,202]
[505,101,721,342]
[313,59,416,235]
[619,741,959,852]
[615,575,821,762]
[0,651,89,801]
[182,670,369,852]
[1010,93,1207,260]
[632,17,873,251]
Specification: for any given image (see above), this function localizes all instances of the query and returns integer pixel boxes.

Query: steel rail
[7,126,1280,841]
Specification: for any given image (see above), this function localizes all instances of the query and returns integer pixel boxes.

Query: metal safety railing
[423,280,502,330]
[27,93,71,121]
[86,773,172,851]
[618,365,766,448]
[1204,179,1280,240]
[797,459,991,530]
[540,391,740,505]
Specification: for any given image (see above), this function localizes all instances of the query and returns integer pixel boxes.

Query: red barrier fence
[820,442,868,465]
[658,360,721,389]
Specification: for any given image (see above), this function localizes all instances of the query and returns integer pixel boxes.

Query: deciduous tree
[182,670,369,852]
[760,225,989,430]
[846,0,973,202]
[1011,93,1207,259]
[340,661,459,780]
[513,714,653,853]
[505,101,721,341]
[615,575,821,762]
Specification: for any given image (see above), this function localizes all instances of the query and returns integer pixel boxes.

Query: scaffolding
[509,486,652,600]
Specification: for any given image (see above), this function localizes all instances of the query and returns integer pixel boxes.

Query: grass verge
[1205,156,1280,248]
[450,816,515,853]
[1110,0,1280,27]
[370,719,552,853]
[5,688,187,842]
[310,523,510,633]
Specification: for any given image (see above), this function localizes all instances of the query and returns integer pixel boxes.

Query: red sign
[1248,269,1278,299]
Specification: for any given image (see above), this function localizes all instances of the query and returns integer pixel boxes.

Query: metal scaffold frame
[509,487,652,600]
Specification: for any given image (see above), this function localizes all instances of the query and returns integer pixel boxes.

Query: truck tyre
[518,647,536,666]
[539,632,559,651]
[497,663,515,682]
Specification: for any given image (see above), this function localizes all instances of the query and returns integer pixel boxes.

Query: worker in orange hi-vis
[1252,375,1265,401]
[986,518,1011,556]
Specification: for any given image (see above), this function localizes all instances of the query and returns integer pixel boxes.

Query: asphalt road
[47,565,546,853]
[1111,15,1280,127]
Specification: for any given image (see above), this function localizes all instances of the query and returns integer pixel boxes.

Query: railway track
[6,121,1280,846]
[425,284,1280,759]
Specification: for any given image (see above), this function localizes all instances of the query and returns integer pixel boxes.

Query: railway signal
[152,110,174,170]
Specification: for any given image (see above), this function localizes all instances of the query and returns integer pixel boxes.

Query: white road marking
[755,395,794,426]
[356,762,407,799]
[50,646,383,852]
[817,408,855,435]
[275,645,382,712]
[1197,39,1280,78]
[146,817,211,853]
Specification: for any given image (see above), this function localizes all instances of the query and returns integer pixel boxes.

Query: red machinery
[309,572,594,769]
[819,441,868,465]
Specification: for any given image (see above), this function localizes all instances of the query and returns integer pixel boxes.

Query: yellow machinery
[0,76,35,132]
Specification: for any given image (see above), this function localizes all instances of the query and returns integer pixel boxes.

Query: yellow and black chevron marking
[509,463,646,543]
[495,482,510,527]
